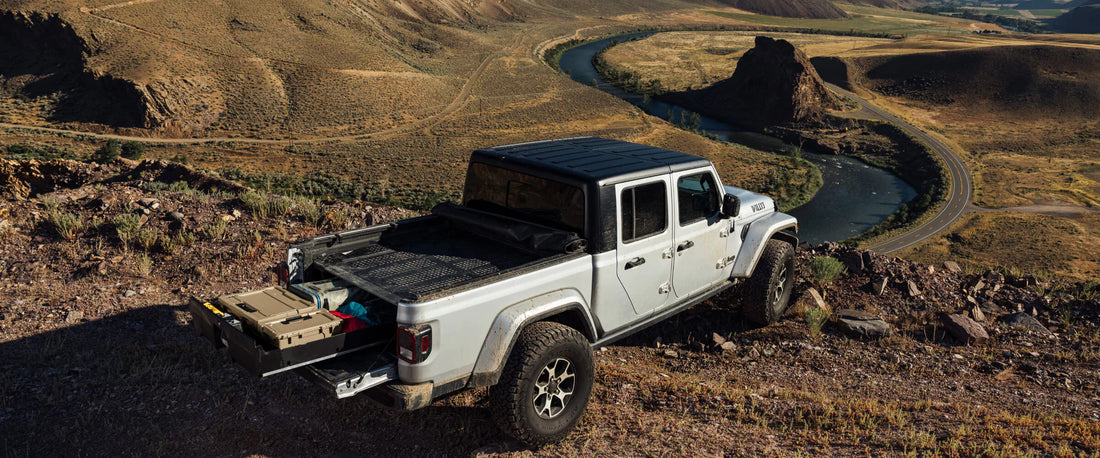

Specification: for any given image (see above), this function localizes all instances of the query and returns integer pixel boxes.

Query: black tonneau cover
[313,204,586,304]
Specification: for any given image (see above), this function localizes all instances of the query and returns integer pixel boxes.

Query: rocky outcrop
[674,36,842,127]
[0,159,112,200]
[0,11,149,127]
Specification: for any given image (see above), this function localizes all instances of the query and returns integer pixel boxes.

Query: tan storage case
[217,286,317,329]
[260,310,342,349]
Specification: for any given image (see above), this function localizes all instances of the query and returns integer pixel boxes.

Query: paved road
[825,83,974,255]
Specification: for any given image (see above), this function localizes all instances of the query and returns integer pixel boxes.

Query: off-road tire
[489,321,594,447]
[743,239,795,326]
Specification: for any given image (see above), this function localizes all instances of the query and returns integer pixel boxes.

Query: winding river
[558,34,916,244]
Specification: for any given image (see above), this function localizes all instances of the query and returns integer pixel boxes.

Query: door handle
[624,257,646,270]
[677,240,695,252]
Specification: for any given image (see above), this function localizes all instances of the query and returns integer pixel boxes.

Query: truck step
[298,347,398,399]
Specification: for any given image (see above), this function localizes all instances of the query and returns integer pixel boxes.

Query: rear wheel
[490,321,594,447]
[743,239,796,326]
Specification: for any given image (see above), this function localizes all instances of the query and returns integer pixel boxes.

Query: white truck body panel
[396,254,593,385]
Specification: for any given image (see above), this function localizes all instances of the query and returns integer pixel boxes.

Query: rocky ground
[1,158,1098,456]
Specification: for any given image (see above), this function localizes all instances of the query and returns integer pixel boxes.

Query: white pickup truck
[189,137,798,446]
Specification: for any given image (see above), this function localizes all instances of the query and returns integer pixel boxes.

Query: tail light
[396,325,432,364]
[277,261,289,287]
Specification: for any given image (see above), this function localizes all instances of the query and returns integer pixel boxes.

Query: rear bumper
[364,382,435,410]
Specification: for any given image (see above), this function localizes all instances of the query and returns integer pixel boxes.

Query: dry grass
[903,211,1100,281]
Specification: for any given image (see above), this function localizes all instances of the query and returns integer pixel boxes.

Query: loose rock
[871,277,888,295]
[943,261,962,273]
[969,305,986,322]
[711,332,727,346]
[138,197,159,209]
[999,312,1052,335]
[940,313,988,345]
[835,309,892,339]
[806,288,827,309]
[907,280,921,297]
[841,251,863,272]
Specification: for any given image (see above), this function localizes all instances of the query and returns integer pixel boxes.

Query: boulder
[943,260,962,274]
[998,312,1052,335]
[835,309,892,339]
[940,314,988,345]
[840,251,864,272]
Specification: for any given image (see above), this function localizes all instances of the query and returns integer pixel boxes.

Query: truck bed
[306,203,587,304]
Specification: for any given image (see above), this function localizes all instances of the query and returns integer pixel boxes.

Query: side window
[677,173,719,225]
[621,182,667,243]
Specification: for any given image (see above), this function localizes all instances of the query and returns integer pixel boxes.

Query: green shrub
[295,197,322,225]
[810,256,846,287]
[168,181,191,193]
[135,253,153,277]
[44,211,83,240]
[269,197,293,217]
[90,140,121,163]
[136,228,158,251]
[113,213,143,250]
[240,191,271,218]
[120,141,145,160]
[804,307,829,339]
[204,219,227,241]
[240,191,293,219]
[142,181,171,192]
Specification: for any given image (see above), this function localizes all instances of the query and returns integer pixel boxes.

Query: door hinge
[658,283,670,294]
[716,256,735,269]
[719,228,729,238]
[662,248,673,259]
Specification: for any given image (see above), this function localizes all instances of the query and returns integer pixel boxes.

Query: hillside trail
[969,200,1098,218]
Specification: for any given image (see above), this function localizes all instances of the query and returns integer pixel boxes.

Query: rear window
[463,162,585,233]
[621,182,667,243]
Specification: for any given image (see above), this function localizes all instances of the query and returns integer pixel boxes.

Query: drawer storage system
[260,310,342,349]
[218,287,317,328]
[188,282,396,381]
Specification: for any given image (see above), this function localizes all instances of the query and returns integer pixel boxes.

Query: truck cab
[189,137,798,447]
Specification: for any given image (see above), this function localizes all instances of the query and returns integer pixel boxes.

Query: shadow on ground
[0,305,505,456]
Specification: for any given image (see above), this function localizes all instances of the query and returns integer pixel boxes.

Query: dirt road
[827,83,974,255]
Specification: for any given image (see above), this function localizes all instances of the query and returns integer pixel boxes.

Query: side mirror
[722,194,740,218]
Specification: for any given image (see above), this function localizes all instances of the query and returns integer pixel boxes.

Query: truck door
[614,176,674,316]
[669,169,727,299]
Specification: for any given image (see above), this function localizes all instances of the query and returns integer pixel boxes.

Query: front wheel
[489,321,594,447]
[742,239,796,326]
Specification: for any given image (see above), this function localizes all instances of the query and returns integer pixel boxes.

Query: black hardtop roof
[471,137,711,185]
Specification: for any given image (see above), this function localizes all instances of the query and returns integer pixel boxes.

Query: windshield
[463,162,585,233]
